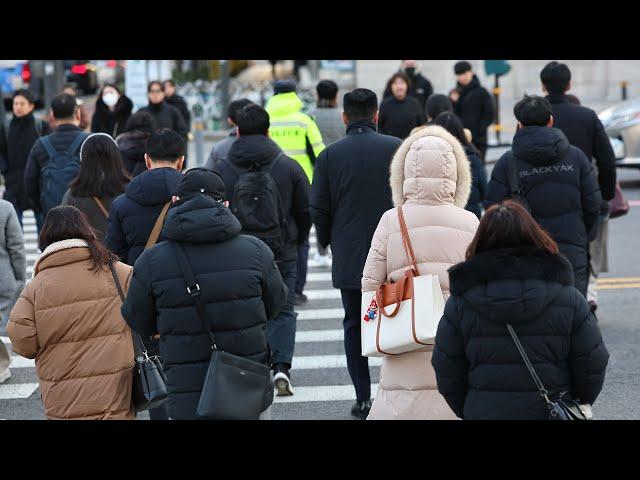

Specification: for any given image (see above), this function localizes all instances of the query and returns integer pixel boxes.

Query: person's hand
[449,89,460,103]
[153,334,160,340]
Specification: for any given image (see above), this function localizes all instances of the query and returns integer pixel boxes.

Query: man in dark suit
[310,88,401,419]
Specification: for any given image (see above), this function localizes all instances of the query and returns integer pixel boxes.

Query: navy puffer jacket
[432,247,609,420]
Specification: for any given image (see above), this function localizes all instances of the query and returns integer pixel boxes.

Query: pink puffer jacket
[362,125,479,420]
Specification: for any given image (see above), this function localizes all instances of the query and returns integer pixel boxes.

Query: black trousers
[340,289,371,402]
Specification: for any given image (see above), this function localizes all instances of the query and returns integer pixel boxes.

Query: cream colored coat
[361,125,479,420]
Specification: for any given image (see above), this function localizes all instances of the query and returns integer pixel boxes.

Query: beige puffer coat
[362,125,479,420]
[8,239,135,420]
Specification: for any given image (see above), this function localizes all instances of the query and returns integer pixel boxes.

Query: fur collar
[448,247,574,295]
[33,239,89,278]
[389,124,472,208]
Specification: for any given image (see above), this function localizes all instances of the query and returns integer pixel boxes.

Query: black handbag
[109,260,168,413]
[507,324,592,420]
[171,242,273,420]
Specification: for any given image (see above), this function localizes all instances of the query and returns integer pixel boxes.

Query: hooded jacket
[165,93,191,129]
[139,101,188,138]
[464,144,487,218]
[485,126,603,295]
[265,92,325,182]
[105,167,183,266]
[361,125,478,420]
[116,130,149,177]
[215,134,312,263]
[121,195,287,420]
[432,247,609,419]
[453,75,494,148]
[91,94,133,138]
[0,199,25,301]
[8,240,135,420]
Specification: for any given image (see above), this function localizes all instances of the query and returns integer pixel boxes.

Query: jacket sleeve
[591,112,617,201]
[291,159,312,245]
[204,144,219,170]
[305,116,326,161]
[5,207,26,283]
[172,108,189,137]
[361,212,389,291]
[7,282,38,359]
[24,140,43,212]
[484,153,510,209]
[120,251,158,339]
[0,123,7,174]
[480,89,495,131]
[431,296,468,419]
[378,104,387,135]
[310,148,332,248]
[258,240,287,321]
[577,149,604,235]
[104,200,130,261]
[568,290,609,404]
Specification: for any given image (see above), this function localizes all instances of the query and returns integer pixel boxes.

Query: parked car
[64,60,98,94]
[599,98,640,168]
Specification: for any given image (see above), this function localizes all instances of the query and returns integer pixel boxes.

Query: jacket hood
[511,126,570,166]
[33,239,90,277]
[116,130,148,152]
[125,167,182,206]
[265,92,303,116]
[449,247,574,324]
[227,135,282,169]
[162,194,242,244]
[389,124,471,208]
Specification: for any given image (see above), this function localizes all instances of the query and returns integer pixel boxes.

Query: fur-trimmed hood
[389,125,472,208]
[448,246,574,324]
[33,239,90,277]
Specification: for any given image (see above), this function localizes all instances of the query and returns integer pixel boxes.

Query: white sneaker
[309,253,332,268]
[0,369,11,384]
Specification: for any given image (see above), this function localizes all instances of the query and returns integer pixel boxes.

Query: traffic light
[484,60,511,77]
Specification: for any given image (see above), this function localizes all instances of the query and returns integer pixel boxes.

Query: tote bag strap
[171,241,218,351]
[93,196,110,219]
[145,202,171,250]
[506,324,552,405]
[397,206,419,276]
[108,259,148,358]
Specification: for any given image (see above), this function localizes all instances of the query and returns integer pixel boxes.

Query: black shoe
[588,300,598,313]
[294,293,308,305]
[273,363,294,396]
[351,399,372,420]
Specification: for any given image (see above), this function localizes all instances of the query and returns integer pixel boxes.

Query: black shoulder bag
[506,324,592,420]
[171,242,273,420]
[505,152,531,212]
[109,260,168,413]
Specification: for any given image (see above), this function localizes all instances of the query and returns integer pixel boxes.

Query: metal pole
[621,81,628,101]
[195,128,204,168]
[493,74,501,146]
[220,59,230,122]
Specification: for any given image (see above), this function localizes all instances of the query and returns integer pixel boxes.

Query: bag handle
[171,241,218,351]
[397,206,419,276]
[145,202,171,250]
[108,259,150,360]
[506,324,552,406]
[93,196,109,219]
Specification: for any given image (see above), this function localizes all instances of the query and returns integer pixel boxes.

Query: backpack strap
[506,152,521,198]
[145,201,171,250]
[93,196,110,219]
[40,135,58,160]
[263,153,283,174]
[66,133,87,157]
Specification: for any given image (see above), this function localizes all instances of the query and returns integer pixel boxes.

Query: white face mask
[102,92,119,108]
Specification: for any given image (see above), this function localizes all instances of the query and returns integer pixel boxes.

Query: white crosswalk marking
[0,210,377,418]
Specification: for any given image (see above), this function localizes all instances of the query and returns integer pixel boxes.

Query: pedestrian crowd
[0,60,616,420]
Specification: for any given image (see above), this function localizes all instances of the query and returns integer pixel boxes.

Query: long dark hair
[39,206,118,271]
[465,200,559,260]
[433,111,482,157]
[385,72,412,99]
[95,83,123,112]
[69,133,130,197]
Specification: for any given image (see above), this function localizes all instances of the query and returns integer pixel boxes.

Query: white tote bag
[361,206,445,358]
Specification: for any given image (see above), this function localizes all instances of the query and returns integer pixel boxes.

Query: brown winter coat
[7,239,135,420]
[362,125,479,420]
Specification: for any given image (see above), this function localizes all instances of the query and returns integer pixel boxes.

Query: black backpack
[224,154,288,255]
[505,151,531,212]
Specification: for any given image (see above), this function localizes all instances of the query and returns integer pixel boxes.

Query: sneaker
[351,399,372,419]
[309,253,332,268]
[273,364,294,396]
[0,369,11,384]
[294,293,308,305]
[588,301,598,313]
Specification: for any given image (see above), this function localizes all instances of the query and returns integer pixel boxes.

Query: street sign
[485,60,511,77]
[125,60,148,112]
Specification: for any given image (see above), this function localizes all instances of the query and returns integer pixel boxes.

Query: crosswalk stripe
[0,383,39,400]
[297,308,344,320]
[8,356,35,369]
[294,355,382,370]
[296,330,343,342]
[304,289,341,300]
[273,384,379,403]
[598,277,640,284]
[1,336,9,344]
[306,272,332,282]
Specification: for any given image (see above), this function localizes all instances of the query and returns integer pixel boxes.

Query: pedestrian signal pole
[493,75,502,145]
[484,60,511,147]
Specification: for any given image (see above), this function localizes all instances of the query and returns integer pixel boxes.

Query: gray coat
[205,131,237,169]
[0,199,25,313]
[310,107,345,146]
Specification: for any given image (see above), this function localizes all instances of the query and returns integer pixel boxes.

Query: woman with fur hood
[361,124,479,419]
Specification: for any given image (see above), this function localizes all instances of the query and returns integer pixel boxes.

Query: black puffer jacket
[214,134,312,264]
[139,101,188,138]
[165,93,191,130]
[91,95,133,138]
[105,167,183,266]
[378,96,425,139]
[432,247,609,420]
[485,126,603,295]
[453,75,494,150]
[464,145,486,219]
[121,194,287,419]
[116,130,148,177]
